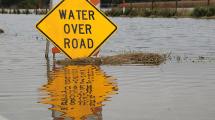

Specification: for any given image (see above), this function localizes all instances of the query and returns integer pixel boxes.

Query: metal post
[151,0,154,10]
[45,40,50,59]
[176,0,178,14]
[46,56,50,80]
[0,0,2,13]
[110,0,113,9]
[45,0,52,59]
[208,0,210,6]
[38,0,42,8]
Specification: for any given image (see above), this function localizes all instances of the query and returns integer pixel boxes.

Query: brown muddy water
[0,14,215,120]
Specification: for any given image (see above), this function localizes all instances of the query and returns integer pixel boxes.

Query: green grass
[105,8,178,17]
[105,6,215,18]
[191,6,215,17]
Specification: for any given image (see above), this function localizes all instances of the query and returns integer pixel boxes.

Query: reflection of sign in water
[36,0,117,59]
[40,65,118,120]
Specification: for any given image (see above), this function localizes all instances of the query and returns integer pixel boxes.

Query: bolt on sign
[36,0,117,59]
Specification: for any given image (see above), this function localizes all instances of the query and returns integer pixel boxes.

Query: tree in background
[18,0,37,8]
[1,0,49,8]
[1,0,21,7]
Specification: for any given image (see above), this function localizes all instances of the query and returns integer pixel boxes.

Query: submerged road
[0,14,215,120]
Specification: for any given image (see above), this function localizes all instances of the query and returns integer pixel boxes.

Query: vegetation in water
[56,52,166,66]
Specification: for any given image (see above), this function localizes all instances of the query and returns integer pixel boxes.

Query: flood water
[0,14,215,120]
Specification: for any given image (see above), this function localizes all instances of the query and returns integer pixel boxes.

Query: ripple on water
[0,15,215,120]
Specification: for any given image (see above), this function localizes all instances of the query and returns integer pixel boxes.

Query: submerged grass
[56,52,166,66]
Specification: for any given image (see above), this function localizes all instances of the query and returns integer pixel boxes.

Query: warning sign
[36,0,117,59]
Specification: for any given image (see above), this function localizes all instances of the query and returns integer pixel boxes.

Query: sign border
[36,0,117,59]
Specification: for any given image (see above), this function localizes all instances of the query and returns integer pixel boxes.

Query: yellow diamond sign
[36,0,117,59]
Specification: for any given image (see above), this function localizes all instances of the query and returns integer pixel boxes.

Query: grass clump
[56,52,166,66]
[105,8,177,17]
[102,52,165,65]
[155,9,176,17]
[105,6,215,18]
[105,8,123,17]
[24,9,30,14]
[0,9,7,14]
[191,6,215,17]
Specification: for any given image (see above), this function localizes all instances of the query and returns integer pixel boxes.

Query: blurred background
[0,0,214,9]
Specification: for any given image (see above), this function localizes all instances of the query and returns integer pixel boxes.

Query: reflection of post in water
[40,65,118,120]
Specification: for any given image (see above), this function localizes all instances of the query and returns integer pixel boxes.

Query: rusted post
[176,0,178,14]
[208,0,210,6]
[151,0,154,10]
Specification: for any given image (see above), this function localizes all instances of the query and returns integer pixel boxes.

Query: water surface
[0,14,215,120]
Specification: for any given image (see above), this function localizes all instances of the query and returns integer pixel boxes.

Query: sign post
[44,0,53,59]
[38,0,117,59]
